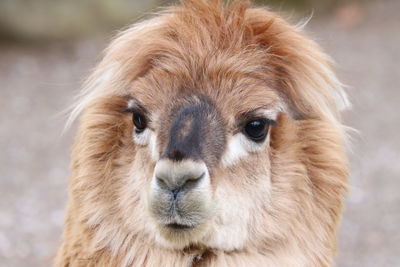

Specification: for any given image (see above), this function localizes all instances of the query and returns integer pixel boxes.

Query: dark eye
[243,119,270,142]
[133,112,147,133]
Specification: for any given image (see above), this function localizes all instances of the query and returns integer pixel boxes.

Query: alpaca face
[63,2,348,263]
[122,68,281,249]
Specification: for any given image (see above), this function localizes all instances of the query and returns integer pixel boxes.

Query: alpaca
[56,0,349,266]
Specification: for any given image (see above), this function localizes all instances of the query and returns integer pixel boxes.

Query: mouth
[151,200,212,248]
[150,191,208,234]
[165,223,194,230]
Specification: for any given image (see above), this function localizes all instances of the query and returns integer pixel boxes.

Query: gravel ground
[0,1,399,266]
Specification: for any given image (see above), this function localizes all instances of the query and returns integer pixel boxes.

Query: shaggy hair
[56,0,349,266]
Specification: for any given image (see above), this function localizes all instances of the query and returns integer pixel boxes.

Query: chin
[154,222,209,249]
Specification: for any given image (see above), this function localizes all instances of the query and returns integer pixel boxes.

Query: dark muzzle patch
[163,95,226,168]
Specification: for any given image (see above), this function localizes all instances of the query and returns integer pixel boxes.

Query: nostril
[153,159,208,195]
[180,172,205,190]
[156,176,168,189]
[162,172,205,201]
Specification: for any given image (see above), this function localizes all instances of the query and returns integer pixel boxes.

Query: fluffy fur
[56,0,349,266]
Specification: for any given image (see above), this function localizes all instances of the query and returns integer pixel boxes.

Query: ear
[245,8,350,122]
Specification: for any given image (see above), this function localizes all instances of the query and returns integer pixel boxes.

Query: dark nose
[154,159,207,198]
[162,95,226,169]
[164,110,203,162]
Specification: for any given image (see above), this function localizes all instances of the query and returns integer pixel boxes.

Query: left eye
[243,119,269,142]
[132,112,147,133]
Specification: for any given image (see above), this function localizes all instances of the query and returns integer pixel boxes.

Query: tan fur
[56,1,349,266]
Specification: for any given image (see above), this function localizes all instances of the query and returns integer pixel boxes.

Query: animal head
[67,0,349,263]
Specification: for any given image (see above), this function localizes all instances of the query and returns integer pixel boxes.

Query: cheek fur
[221,133,268,167]
[133,129,151,145]
[133,130,159,161]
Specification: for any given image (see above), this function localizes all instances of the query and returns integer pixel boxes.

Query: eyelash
[122,108,135,113]
[266,119,277,126]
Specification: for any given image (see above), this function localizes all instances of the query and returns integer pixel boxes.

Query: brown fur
[56,0,349,266]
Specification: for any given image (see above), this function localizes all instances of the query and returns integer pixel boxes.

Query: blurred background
[0,0,399,266]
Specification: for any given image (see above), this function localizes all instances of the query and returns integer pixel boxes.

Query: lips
[150,188,213,247]
[165,223,194,230]
[159,202,200,231]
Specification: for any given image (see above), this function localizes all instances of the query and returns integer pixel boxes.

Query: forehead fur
[67,0,349,128]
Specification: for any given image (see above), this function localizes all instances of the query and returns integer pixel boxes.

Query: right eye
[132,112,147,133]
[243,119,269,142]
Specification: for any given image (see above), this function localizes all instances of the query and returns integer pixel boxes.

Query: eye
[243,119,270,142]
[132,112,147,133]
